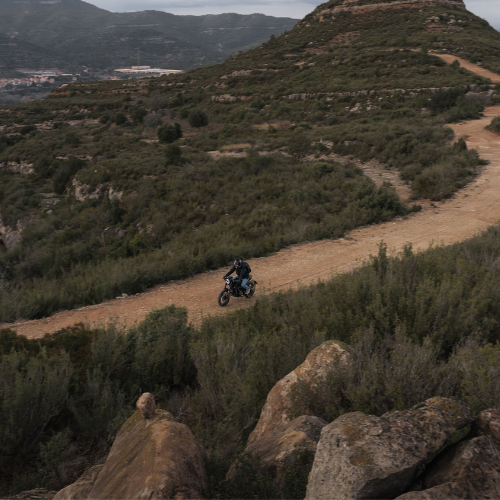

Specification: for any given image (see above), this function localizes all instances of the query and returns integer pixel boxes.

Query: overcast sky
[83,0,499,28]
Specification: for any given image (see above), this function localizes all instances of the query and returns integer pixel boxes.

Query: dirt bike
[218,275,257,307]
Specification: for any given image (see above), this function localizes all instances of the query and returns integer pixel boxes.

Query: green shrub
[0,349,73,457]
[189,110,209,128]
[165,144,183,164]
[486,116,500,134]
[158,123,183,143]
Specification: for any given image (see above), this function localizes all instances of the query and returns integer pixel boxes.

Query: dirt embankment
[3,68,500,339]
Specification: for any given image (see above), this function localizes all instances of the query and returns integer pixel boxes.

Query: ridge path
[3,66,500,339]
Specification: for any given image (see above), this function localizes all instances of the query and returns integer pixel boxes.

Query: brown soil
[3,73,500,339]
[433,54,500,82]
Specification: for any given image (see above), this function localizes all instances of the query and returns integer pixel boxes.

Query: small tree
[189,110,209,128]
[288,133,311,161]
[114,113,128,126]
[131,108,148,125]
[165,144,182,164]
[158,123,183,144]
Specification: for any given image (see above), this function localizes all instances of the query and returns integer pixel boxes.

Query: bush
[486,116,500,134]
[165,144,182,164]
[114,113,128,126]
[0,349,73,457]
[143,114,163,128]
[188,110,209,128]
[158,123,183,144]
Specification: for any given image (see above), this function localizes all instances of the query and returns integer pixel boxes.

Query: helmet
[234,259,242,267]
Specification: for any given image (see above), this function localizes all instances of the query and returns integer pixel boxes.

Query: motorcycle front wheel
[218,289,230,307]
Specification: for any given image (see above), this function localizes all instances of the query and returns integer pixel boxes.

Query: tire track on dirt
[3,72,500,339]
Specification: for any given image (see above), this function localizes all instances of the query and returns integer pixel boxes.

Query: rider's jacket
[224,262,251,280]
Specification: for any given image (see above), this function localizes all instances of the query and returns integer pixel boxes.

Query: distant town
[0,66,184,104]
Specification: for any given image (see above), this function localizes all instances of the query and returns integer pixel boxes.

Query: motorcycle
[218,275,257,307]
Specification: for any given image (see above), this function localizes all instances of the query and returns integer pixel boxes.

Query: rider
[224,259,251,295]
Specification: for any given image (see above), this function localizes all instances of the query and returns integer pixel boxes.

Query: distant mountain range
[0,0,298,74]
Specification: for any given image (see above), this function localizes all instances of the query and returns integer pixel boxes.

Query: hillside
[0,32,68,73]
[2,0,500,497]
[0,0,298,71]
[0,0,499,324]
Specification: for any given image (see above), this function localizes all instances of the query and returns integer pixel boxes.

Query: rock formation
[136,392,156,419]
[54,465,103,500]
[228,415,327,486]
[248,340,349,444]
[57,407,208,500]
[0,216,22,250]
[396,435,500,499]
[305,397,473,500]
[89,409,207,499]
[473,408,500,447]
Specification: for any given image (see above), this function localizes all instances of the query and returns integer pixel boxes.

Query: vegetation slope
[1,0,500,322]
[2,0,500,496]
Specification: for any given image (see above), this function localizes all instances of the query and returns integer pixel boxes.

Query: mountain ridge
[0,0,299,72]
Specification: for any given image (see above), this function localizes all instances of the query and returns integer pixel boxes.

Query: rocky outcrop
[248,341,350,444]
[315,0,465,17]
[473,408,500,447]
[56,403,208,500]
[136,392,156,419]
[0,161,34,175]
[72,179,123,203]
[305,397,472,500]
[228,416,327,485]
[396,435,500,499]
[0,216,22,250]
[54,465,103,500]
[72,179,105,202]
[87,409,207,499]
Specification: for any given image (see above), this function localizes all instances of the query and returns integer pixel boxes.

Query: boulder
[89,409,208,499]
[228,416,327,485]
[473,408,500,447]
[136,392,156,419]
[396,435,500,499]
[0,216,22,250]
[54,465,103,500]
[248,340,349,444]
[305,397,472,500]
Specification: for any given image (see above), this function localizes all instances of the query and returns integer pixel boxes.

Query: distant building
[114,66,184,76]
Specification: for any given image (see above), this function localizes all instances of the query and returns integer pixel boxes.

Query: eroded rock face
[54,465,103,500]
[0,161,34,175]
[0,216,22,250]
[89,410,208,499]
[305,397,472,500]
[136,392,156,419]
[396,435,500,499]
[473,408,500,447]
[228,416,327,485]
[248,340,349,444]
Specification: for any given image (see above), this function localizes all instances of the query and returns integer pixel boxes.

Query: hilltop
[0,0,499,324]
[0,0,298,72]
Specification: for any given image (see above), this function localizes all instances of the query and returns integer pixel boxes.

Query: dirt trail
[434,54,500,82]
[3,76,500,339]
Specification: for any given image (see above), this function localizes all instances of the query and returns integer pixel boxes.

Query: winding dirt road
[3,63,500,339]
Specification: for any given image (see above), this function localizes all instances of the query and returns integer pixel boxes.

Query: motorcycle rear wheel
[218,289,230,307]
[245,281,256,299]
